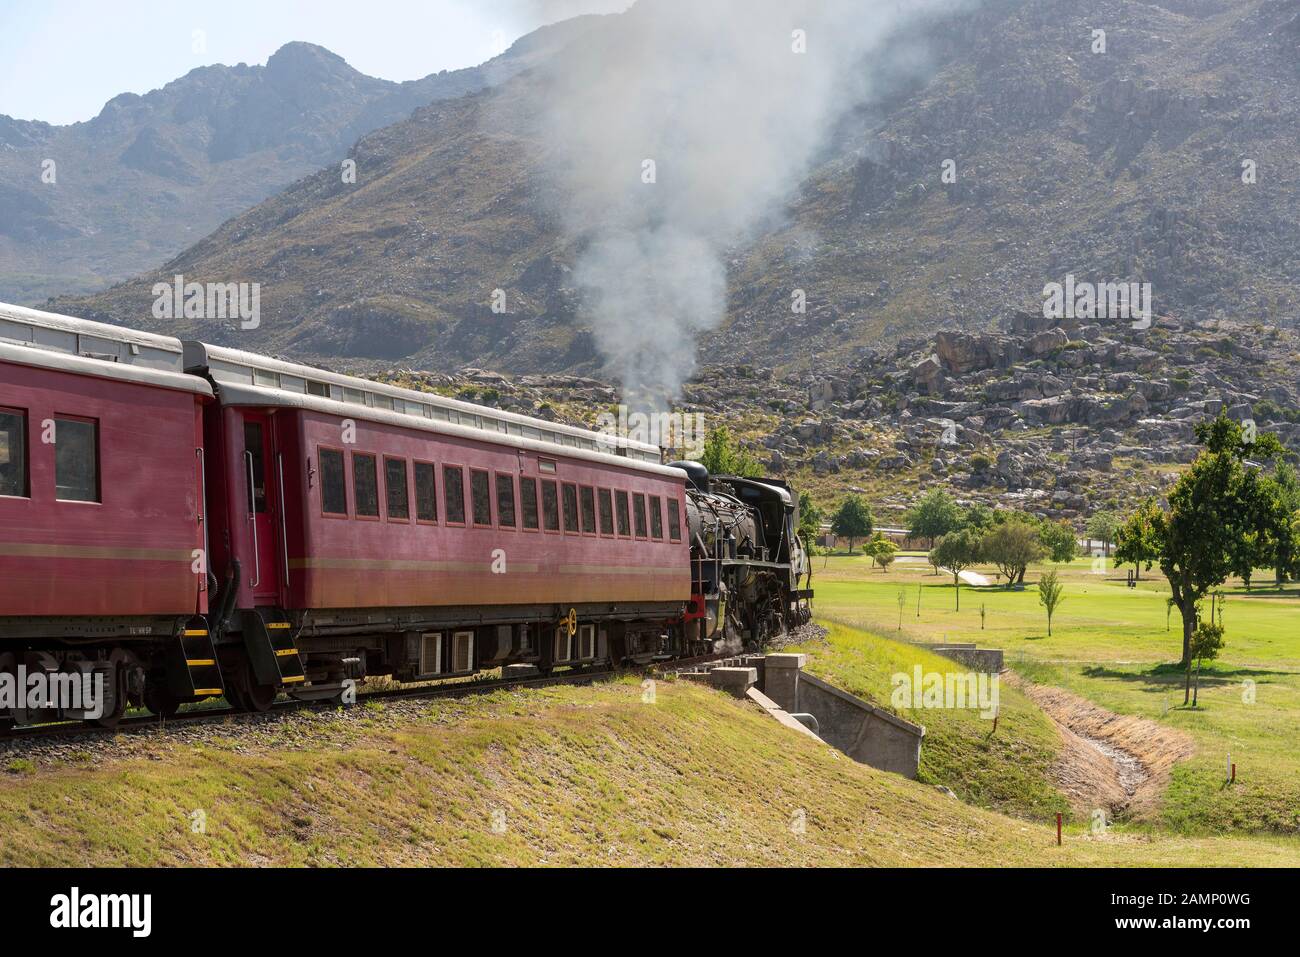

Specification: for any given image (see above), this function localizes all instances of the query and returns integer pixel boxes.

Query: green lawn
[809,555,1300,835]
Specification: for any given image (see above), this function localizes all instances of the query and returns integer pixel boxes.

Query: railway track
[0,651,729,745]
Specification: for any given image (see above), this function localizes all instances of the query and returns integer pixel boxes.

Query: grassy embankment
[3,674,1298,866]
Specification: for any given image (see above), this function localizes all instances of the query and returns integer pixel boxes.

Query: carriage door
[242,413,281,604]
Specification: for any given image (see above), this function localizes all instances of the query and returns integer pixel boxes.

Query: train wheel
[143,684,181,719]
[225,656,277,713]
[85,661,129,729]
[243,679,277,713]
[85,696,126,730]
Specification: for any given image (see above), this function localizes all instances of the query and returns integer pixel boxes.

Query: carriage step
[168,621,225,699]
[240,609,306,687]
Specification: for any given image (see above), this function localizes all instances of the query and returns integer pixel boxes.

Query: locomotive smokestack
[670,460,710,493]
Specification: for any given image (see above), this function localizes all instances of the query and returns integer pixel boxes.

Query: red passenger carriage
[0,305,214,724]
[183,342,693,710]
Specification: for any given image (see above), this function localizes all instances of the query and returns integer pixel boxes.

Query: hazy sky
[0,0,632,125]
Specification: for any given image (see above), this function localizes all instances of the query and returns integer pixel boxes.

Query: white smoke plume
[520,0,971,409]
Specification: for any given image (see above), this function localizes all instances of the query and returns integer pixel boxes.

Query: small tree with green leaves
[961,503,995,532]
[906,488,962,549]
[1086,511,1121,556]
[699,425,763,478]
[1037,568,1065,636]
[981,518,1044,587]
[1188,595,1225,708]
[1040,519,1078,564]
[866,532,899,573]
[896,588,907,630]
[1115,498,1162,582]
[831,495,874,554]
[931,528,982,610]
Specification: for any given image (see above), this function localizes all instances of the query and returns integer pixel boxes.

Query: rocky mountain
[0,20,599,304]
[49,0,1300,382]
[357,310,1300,521]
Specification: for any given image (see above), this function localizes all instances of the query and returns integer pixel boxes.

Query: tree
[906,488,962,549]
[1270,463,1300,583]
[865,532,899,573]
[896,588,907,630]
[699,425,762,478]
[981,519,1044,587]
[931,528,982,610]
[1040,519,1078,564]
[797,492,823,557]
[1188,593,1225,708]
[1114,498,1162,581]
[831,496,874,554]
[1228,528,1272,592]
[1086,511,1121,556]
[960,503,995,532]
[1152,413,1285,676]
[1037,567,1065,636]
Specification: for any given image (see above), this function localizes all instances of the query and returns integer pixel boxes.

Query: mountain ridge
[43,0,1300,385]
[0,19,601,304]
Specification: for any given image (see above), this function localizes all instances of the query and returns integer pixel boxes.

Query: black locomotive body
[672,462,813,655]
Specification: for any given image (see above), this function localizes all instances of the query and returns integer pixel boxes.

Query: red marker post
[1056,813,1062,846]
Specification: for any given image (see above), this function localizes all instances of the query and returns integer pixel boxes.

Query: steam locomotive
[0,302,812,727]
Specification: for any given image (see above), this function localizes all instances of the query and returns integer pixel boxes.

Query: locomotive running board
[167,620,226,700]
[240,609,307,689]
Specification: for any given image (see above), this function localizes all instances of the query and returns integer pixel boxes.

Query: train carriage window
[519,477,539,530]
[496,473,516,528]
[632,493,647,538]
[668,499,682,542]
[471,469,492,526]
[443,466,465,524]
[384,457,410,521]
[0,408,28,498]
[580,486,596,534]
[649,496,664,539]
[561,482,579,533]
[597,488,614,536]
[353,453,379,518]
[319,448,347,515]
[414,462,437,523]
[55,416,99,503]
[615,490,631,537]
[541,480,560,531]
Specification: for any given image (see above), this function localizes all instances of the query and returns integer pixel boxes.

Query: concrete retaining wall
[762,653,924,779]
[929,645,1004,673]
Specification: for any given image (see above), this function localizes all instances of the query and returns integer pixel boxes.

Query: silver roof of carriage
[183,340,668,468]
[0,302,212,396]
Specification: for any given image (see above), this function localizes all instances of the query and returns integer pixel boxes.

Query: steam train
[0,302,812,726]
